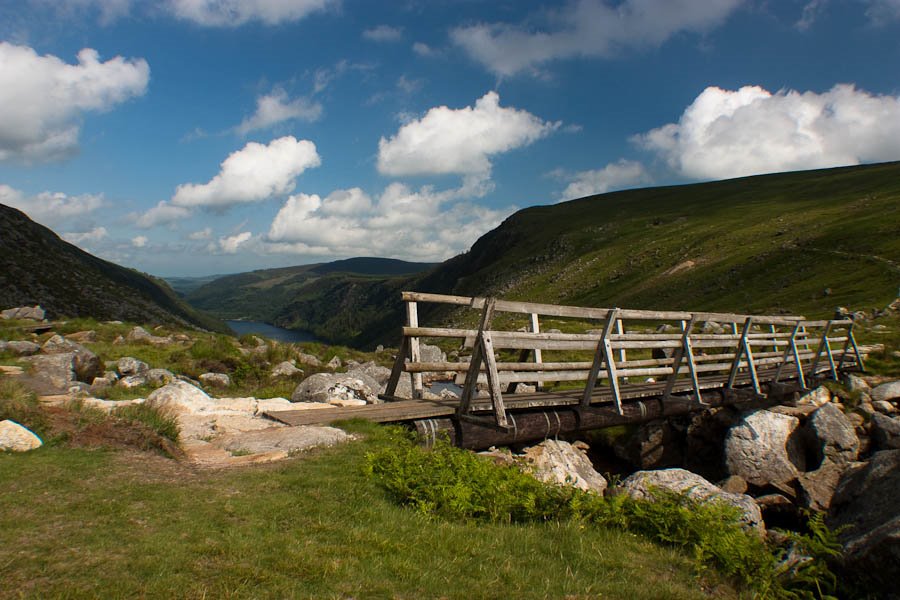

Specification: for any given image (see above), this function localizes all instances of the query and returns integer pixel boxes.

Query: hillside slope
[0,204,226,332]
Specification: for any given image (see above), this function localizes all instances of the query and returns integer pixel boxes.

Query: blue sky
[2,0,900,277]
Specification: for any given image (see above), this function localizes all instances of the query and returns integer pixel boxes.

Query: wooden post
[773,322,805,389]
[770,324,778,354]
[458,298,498,418]
[809,321,833,382]
[727,318,756,391]
[848,324,865,372]
[662,317,697,402]
[384,336,410,397]
[582,308,622,414]
[531,313,544,390]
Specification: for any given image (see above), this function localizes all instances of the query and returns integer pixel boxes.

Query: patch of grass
[113,403,179,443]
[0,375,49,438]
[0,426,733,599]
[94,383,158,401]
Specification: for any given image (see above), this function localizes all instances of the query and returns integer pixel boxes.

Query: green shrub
[114,403,180,443]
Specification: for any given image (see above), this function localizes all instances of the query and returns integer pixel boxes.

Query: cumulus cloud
[172,136,321,209]
[0,184,105,228]
[0,42,149,163]
[363,25,403,42]
[866,0,900,21]
[377,91,559,178]
[236,89,322,135]
[188,227,212,240]
[560,160,651,200]
[135,200,192,228]
[635,84,900,180]
[167,0,334,26]
[214,231,252,254]
[266,182,513,261]
[131,235,148,247]
[451,0,742,77]
[412,42,439,57]
[63,226,108,245]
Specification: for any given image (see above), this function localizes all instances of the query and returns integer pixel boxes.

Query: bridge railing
[383,292,864,431]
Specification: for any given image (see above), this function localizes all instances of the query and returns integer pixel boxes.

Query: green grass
[0,423,731,599]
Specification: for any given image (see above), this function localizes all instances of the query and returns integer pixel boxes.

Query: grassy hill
[0,204,227,333]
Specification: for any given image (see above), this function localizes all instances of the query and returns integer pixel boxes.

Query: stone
[270,361,303,378]
[808,402,859,465]
[325,356,342,370]
[39,336,102,383]
[620,468,763,531]
[0,340,40,356]
[718,475,748,495]
[40,334,78,354]
[255,397,294,415]
[419,343,446,364]
[347,361,392,386]
[117,356,150,377]
[871,413,900,450]
[112,335,125,345]
[797,386,830,406]
[146,381,216,416]
[66,330,97,343]
[520,439,607,494]
[684,407,742,481]
[126,326,171,346]
[116,375,147,389]
[828,450,900,596]
[1,306,45,321]
[146,368,176,386]
[844,374,870,393]
[199,373,231,388]
[90,377,114,393]
[871,380,900,403]
[873,400,897,414]
[724,409,806,487]
[797,460,845,511]
[216,425,352,455]
[0,420,43,451]
[296,352,322,367]
[19,353,77,388]
[613,419,683,470]
[291,372,379,405]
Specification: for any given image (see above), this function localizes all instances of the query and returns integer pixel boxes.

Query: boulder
[808,403,859,465]
[199,373,231,388]
[620,468,763,531]
[296,352,322,367]
[255,397,294,415]
[519,439,607,494]
[216,425,352,455]
[0,420,42,451]
[66,330,97,343]
[613,419,683,470]
[347,361,392,386]
[325,356,342,370]
[1,306,45,321]
[116,375,148,389]
[126,326,172,346]
[797,386,830,406]
[684,407,741,481]
[870,413,900,450]
[871,380,900,403]
[419,343,446,364]
[797,460,845,511]
[718,475,748,494]
[146,368,176,386]
[0,340,40,356]
[20,349,101,387]
[117,357,150,377]
[724,409,806,487]
[270,361,303,378]
[39,336,102,383]
[873,400,897,415]
[844,374,870,393]
[90,377,114,393]
[291,372,380,405]
[146,381,216,415]
[828,450,900,596]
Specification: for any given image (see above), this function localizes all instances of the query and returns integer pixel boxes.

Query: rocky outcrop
[724,409,805,487]
[217,425,352,455]
[870,413,900,450]
[0,340,40,356]
[828,450,900,596]
[520,439,607,494]
[0,420,42,451]
[38,335,102,383]
[807,403,859,465]
[117,357,149,377]
[620,468,764,531]
[291,373,380,406]
[1,306,45,321]
[146,381,217,415]
[797,461,844,511]
[126,326,172,346]
[296,352,322,367]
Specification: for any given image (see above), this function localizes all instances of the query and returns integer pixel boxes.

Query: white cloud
[451,0,743,77]
[412,42,439,57]
[171,136,321,209]
[63,226,108,245]
[236,89,322,135]
[0,184,105,227]
[38,0,133,24]
[131,235,148,247]
[635,84,900,180]
[796,0,827,30]
[560,160,651,200]
[135,200,192,228]
[215,231,252,254]
[167,0,334,26]
[266,182,514,261]
[866,0,900,22]
[377,91,559,178]
[0,42,149,162]
[363,25,403,42]
[188,227,212,240]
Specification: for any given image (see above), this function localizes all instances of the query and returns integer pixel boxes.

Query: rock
[216,425,352,455]
[613,419,683,470]
[291,372,379,405]
[325,356,342,370]
[718,475,748,495]
[19,353,77,388]
[1,306,45,321]
[89,377,114,393]
[684,407,742,481]
[873,400,897,414]
[296,352,322,367]
[146,381,216,415]
[199,373,230,388]
[66,330,97,343]
[844,374,870,393]
[797,460,845,511]
[797,386,830,406]
[117,356,150,377]
[146,368,176,386]
[871,413,900,450]
[40,334,78,354]
[347,361,391,386]
[270,361,303,378]
[116,375,148,389]
[808,403,859,465]
[375,344,384,353]
[0,420,43,451]
[724,409,806,487]
[520,439,607,494]
[112,335,125,345]
[126,326,172,346]
[39,336,102,383]
[419,343,446,364]
[255,397,294,415]
[620,468,763,531]
[871,381,900,403]
[0,340,40,356]
[828,450,900,596]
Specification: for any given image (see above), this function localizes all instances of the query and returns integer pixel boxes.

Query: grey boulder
[724,409,805,487]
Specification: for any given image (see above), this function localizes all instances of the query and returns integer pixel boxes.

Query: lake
[226,320,319,343]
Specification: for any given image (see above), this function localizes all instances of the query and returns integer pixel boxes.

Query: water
[226,320,318,343]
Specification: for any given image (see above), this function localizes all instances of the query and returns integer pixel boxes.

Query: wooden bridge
[267,292,865,449]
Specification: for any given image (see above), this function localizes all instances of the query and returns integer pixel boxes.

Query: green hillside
[0,204,227,333]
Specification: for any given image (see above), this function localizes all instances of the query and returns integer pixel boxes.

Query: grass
[0,422,733,599]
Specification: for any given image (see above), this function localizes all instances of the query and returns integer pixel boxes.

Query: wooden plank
[583,308,617,408]
[480,332,509,428]
[727,318,752,390]
[458,297,497,417]
[384,336,409,396]
[406,301,424,399]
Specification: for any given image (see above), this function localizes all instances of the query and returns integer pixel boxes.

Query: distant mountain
[0,203,227,332]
